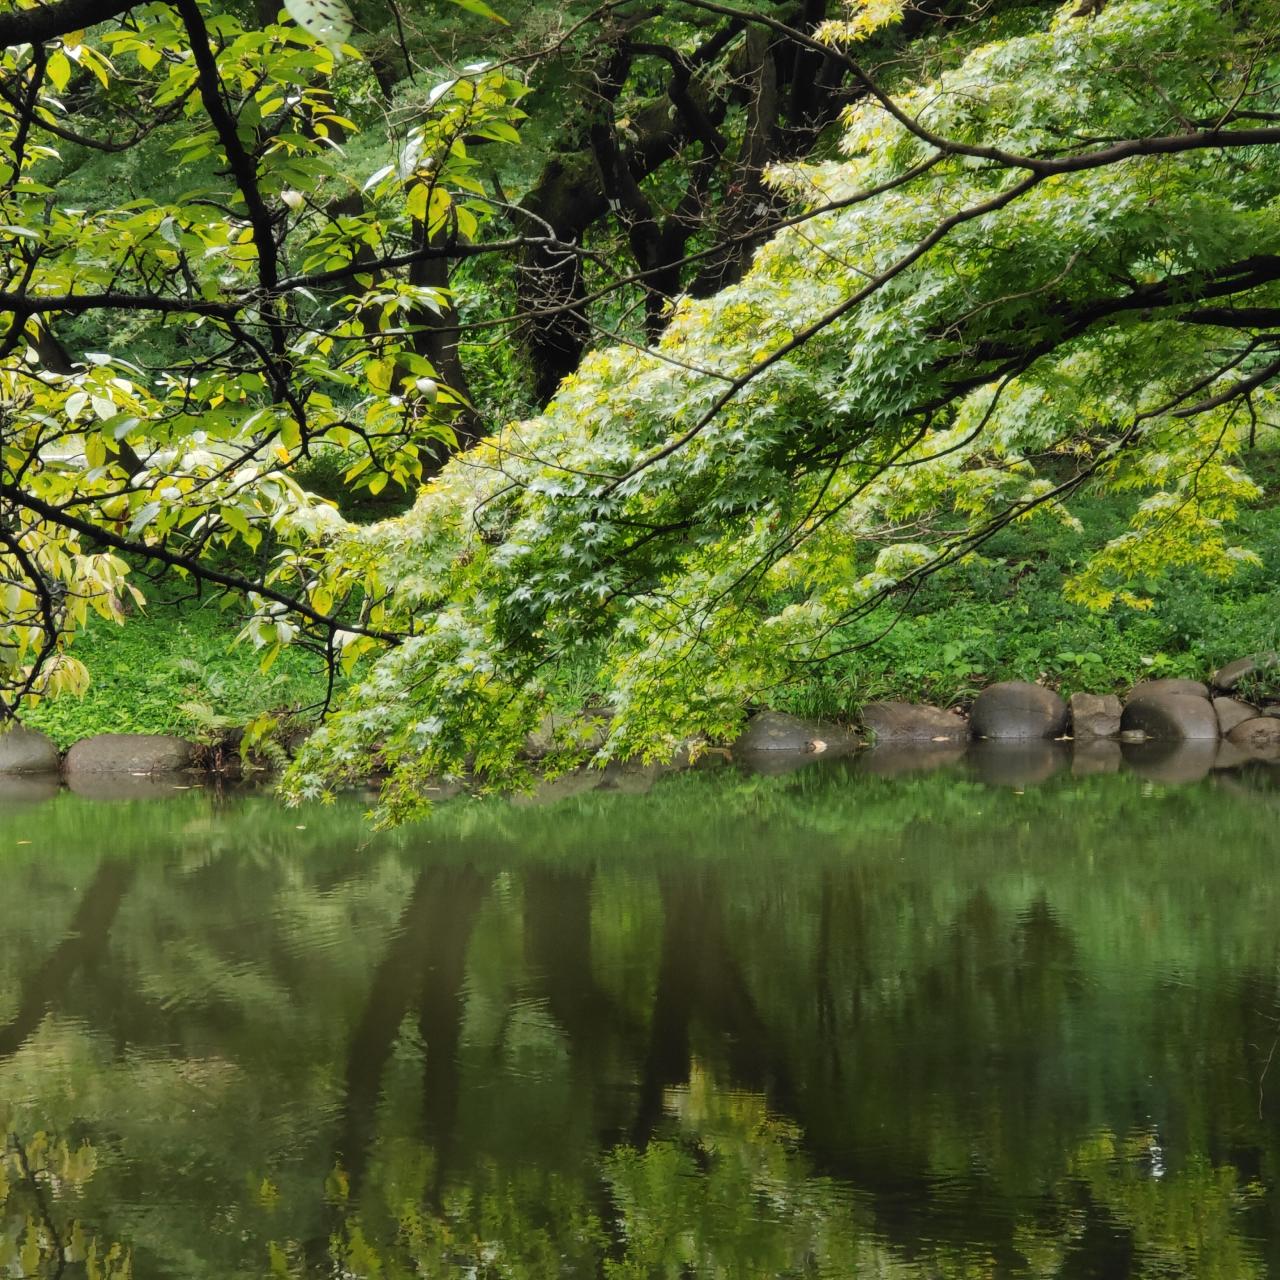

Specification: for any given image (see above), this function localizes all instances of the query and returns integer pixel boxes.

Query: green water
[1,754,1279,1277]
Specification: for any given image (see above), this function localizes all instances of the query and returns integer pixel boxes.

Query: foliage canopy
[294,0,1280,818]
[1,0,1279,816]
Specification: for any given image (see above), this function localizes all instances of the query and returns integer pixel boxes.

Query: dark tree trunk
[516,154,604,404]
[408,224,483,460]
[0,859,134,1059]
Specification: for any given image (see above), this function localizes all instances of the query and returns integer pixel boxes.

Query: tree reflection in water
[0,764,1277,1277]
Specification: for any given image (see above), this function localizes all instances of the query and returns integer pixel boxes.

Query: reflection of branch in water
[522,867,645,1090]
[815,871,843,1084]
[631,874,796,1149]
[1258,1032,1278,1120]
[305,866,490,1273]
[7,1131,66,1279]
[418,868,489,1202]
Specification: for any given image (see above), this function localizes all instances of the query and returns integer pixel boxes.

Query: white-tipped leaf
[284,0,352,47]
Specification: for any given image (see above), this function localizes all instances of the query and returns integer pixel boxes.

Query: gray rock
[1212,696,1257,736]
[969,682,1068,740]
[1127,678,1209,702]
[1121,739,1217,784]
[523,709,613,760]
[861,701,969,743]
[1067,693,1122,739]
[1120,693,1219,741]
[1211,652,1280,691]
[732,711,857,756]
[1226,717,1280,758]
[1071,738,1122,776]
[63,733,196,775]
[0,724,60,774]
[968,740,1068,787]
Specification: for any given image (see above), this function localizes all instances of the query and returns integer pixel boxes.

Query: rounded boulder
[0,724,60,774]
[969,682,1067,740]
[523,709,613,760]
[1226,717,1280,758]
[63,733,196,775]
[1212,696,1257,736]
[1120,693,1219,741]
[732,711,857,756]
[1127,678,1209,703]
[861,702,969,743]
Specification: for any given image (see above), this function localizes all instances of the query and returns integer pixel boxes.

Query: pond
[1,751,1279,1277]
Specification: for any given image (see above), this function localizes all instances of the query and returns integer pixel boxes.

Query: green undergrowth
[25,472,1280,749]
[769,474,1280,721]
[21,593,331,749]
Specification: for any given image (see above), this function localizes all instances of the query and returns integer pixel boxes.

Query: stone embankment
[0,730,201,799]
[2,651,1279,797]
[724,652,1280,782]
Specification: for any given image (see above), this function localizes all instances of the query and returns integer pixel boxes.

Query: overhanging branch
[0,0,135,49]
[0,482,407,645]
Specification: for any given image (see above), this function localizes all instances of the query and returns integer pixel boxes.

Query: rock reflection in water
[64,770,198,801]
[1072,738,1123,777]
[1121,738,1219,784]
[857,744,967,778]
[966,738,1069,787]
[0,772,60,805]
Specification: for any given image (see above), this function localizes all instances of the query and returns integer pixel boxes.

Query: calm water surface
[1,751,1279,1277]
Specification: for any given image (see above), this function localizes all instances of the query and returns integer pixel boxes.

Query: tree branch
[0,0,135,49]
[0,482,406,644]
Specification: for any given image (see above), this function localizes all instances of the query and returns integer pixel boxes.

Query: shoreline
[3,656,1279,802]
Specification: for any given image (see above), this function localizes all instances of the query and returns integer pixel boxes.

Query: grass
[22,592,332,749]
